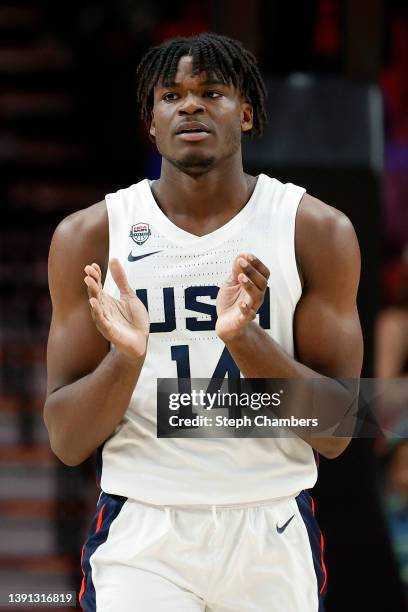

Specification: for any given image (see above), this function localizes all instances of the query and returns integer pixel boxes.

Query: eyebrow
[158,78,227,88]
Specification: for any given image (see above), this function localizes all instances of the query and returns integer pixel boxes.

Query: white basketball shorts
[79,490,327,611]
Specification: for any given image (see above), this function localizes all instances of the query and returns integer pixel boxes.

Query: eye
[162,92,179,102]
[205,91,223,99]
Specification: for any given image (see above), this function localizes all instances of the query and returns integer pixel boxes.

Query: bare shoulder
[49,200,109,305]
[297,193,356,244]
[295,193,360,288]
[50,200,108,263]
[49,200,108,278]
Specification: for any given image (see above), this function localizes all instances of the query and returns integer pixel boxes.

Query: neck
[152,152,255,223]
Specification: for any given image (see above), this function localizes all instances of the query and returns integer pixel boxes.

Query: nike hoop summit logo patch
[128,250,162,262]
[276,514,295,534]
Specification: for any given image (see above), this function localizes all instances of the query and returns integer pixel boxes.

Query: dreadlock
[135,32,267,138]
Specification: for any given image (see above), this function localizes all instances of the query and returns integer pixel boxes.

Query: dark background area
[1,1,408,610]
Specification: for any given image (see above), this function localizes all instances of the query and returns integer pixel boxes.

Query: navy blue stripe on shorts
[296,490,327,611]
[79,491,127,612]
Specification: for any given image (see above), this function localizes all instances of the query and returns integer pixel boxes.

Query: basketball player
[44,33,363,612]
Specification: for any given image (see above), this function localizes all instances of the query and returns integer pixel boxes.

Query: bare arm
[216,194,363,459]
[44,202,149,466]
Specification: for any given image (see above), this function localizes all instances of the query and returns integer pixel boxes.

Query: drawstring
[164,506,171,524]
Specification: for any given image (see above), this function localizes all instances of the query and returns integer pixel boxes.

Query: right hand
[84,259,149,362]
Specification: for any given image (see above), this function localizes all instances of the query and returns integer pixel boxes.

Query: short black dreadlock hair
[135,32,267,138]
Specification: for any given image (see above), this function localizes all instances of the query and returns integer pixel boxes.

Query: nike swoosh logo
[128,250,162,262]
[276,514,295,534]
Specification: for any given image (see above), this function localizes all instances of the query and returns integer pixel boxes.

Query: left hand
[215,253,270,342]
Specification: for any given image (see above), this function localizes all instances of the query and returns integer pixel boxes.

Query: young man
[44,33,363,612]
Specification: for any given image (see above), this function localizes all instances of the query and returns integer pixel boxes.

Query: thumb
[109,259,133,295]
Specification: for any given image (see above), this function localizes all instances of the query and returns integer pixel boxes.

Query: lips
[176,131,211,142]
[175,121,211,135]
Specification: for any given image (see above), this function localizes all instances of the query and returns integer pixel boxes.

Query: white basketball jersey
[101,173,317,504]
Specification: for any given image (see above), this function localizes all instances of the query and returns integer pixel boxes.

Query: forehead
[157,54,227,88]
[175,55,204,80]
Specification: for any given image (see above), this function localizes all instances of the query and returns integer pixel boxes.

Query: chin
[168,153,216,173]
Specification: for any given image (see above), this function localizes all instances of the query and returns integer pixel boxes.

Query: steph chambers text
[169,414,319,429]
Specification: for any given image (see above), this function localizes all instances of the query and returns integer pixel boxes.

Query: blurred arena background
[1,0,408,610]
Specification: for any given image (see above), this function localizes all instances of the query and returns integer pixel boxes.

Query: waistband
[99,490,304,511]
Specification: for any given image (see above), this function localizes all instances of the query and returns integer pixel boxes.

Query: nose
[178,92,205,115]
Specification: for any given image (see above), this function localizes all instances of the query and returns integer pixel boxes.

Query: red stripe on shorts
[320,532,328,594]
[309,494,327,594]
[95,504,105,533]
[79,544,86,604]
[79,503,105,607]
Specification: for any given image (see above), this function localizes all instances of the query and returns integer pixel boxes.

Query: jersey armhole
[278,184,305,307]
[294,194,306,291]
[102,194,117,298]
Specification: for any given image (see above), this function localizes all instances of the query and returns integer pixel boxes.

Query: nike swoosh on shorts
[276,514,295,534]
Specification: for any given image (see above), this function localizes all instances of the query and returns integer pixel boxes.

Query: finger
[84,275,101,300]
[238,258,268,291]
[229,257,241,282]
[92,262,102,275]
[89,297,113,335]
[109,259,133,296]
[241,254,270,280]
[84,263,100,280]
[84,264,102,290]
[238,272,261,305]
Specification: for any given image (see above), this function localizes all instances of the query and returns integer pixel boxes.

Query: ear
[149,111,156,138]
[241,101,253,134]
